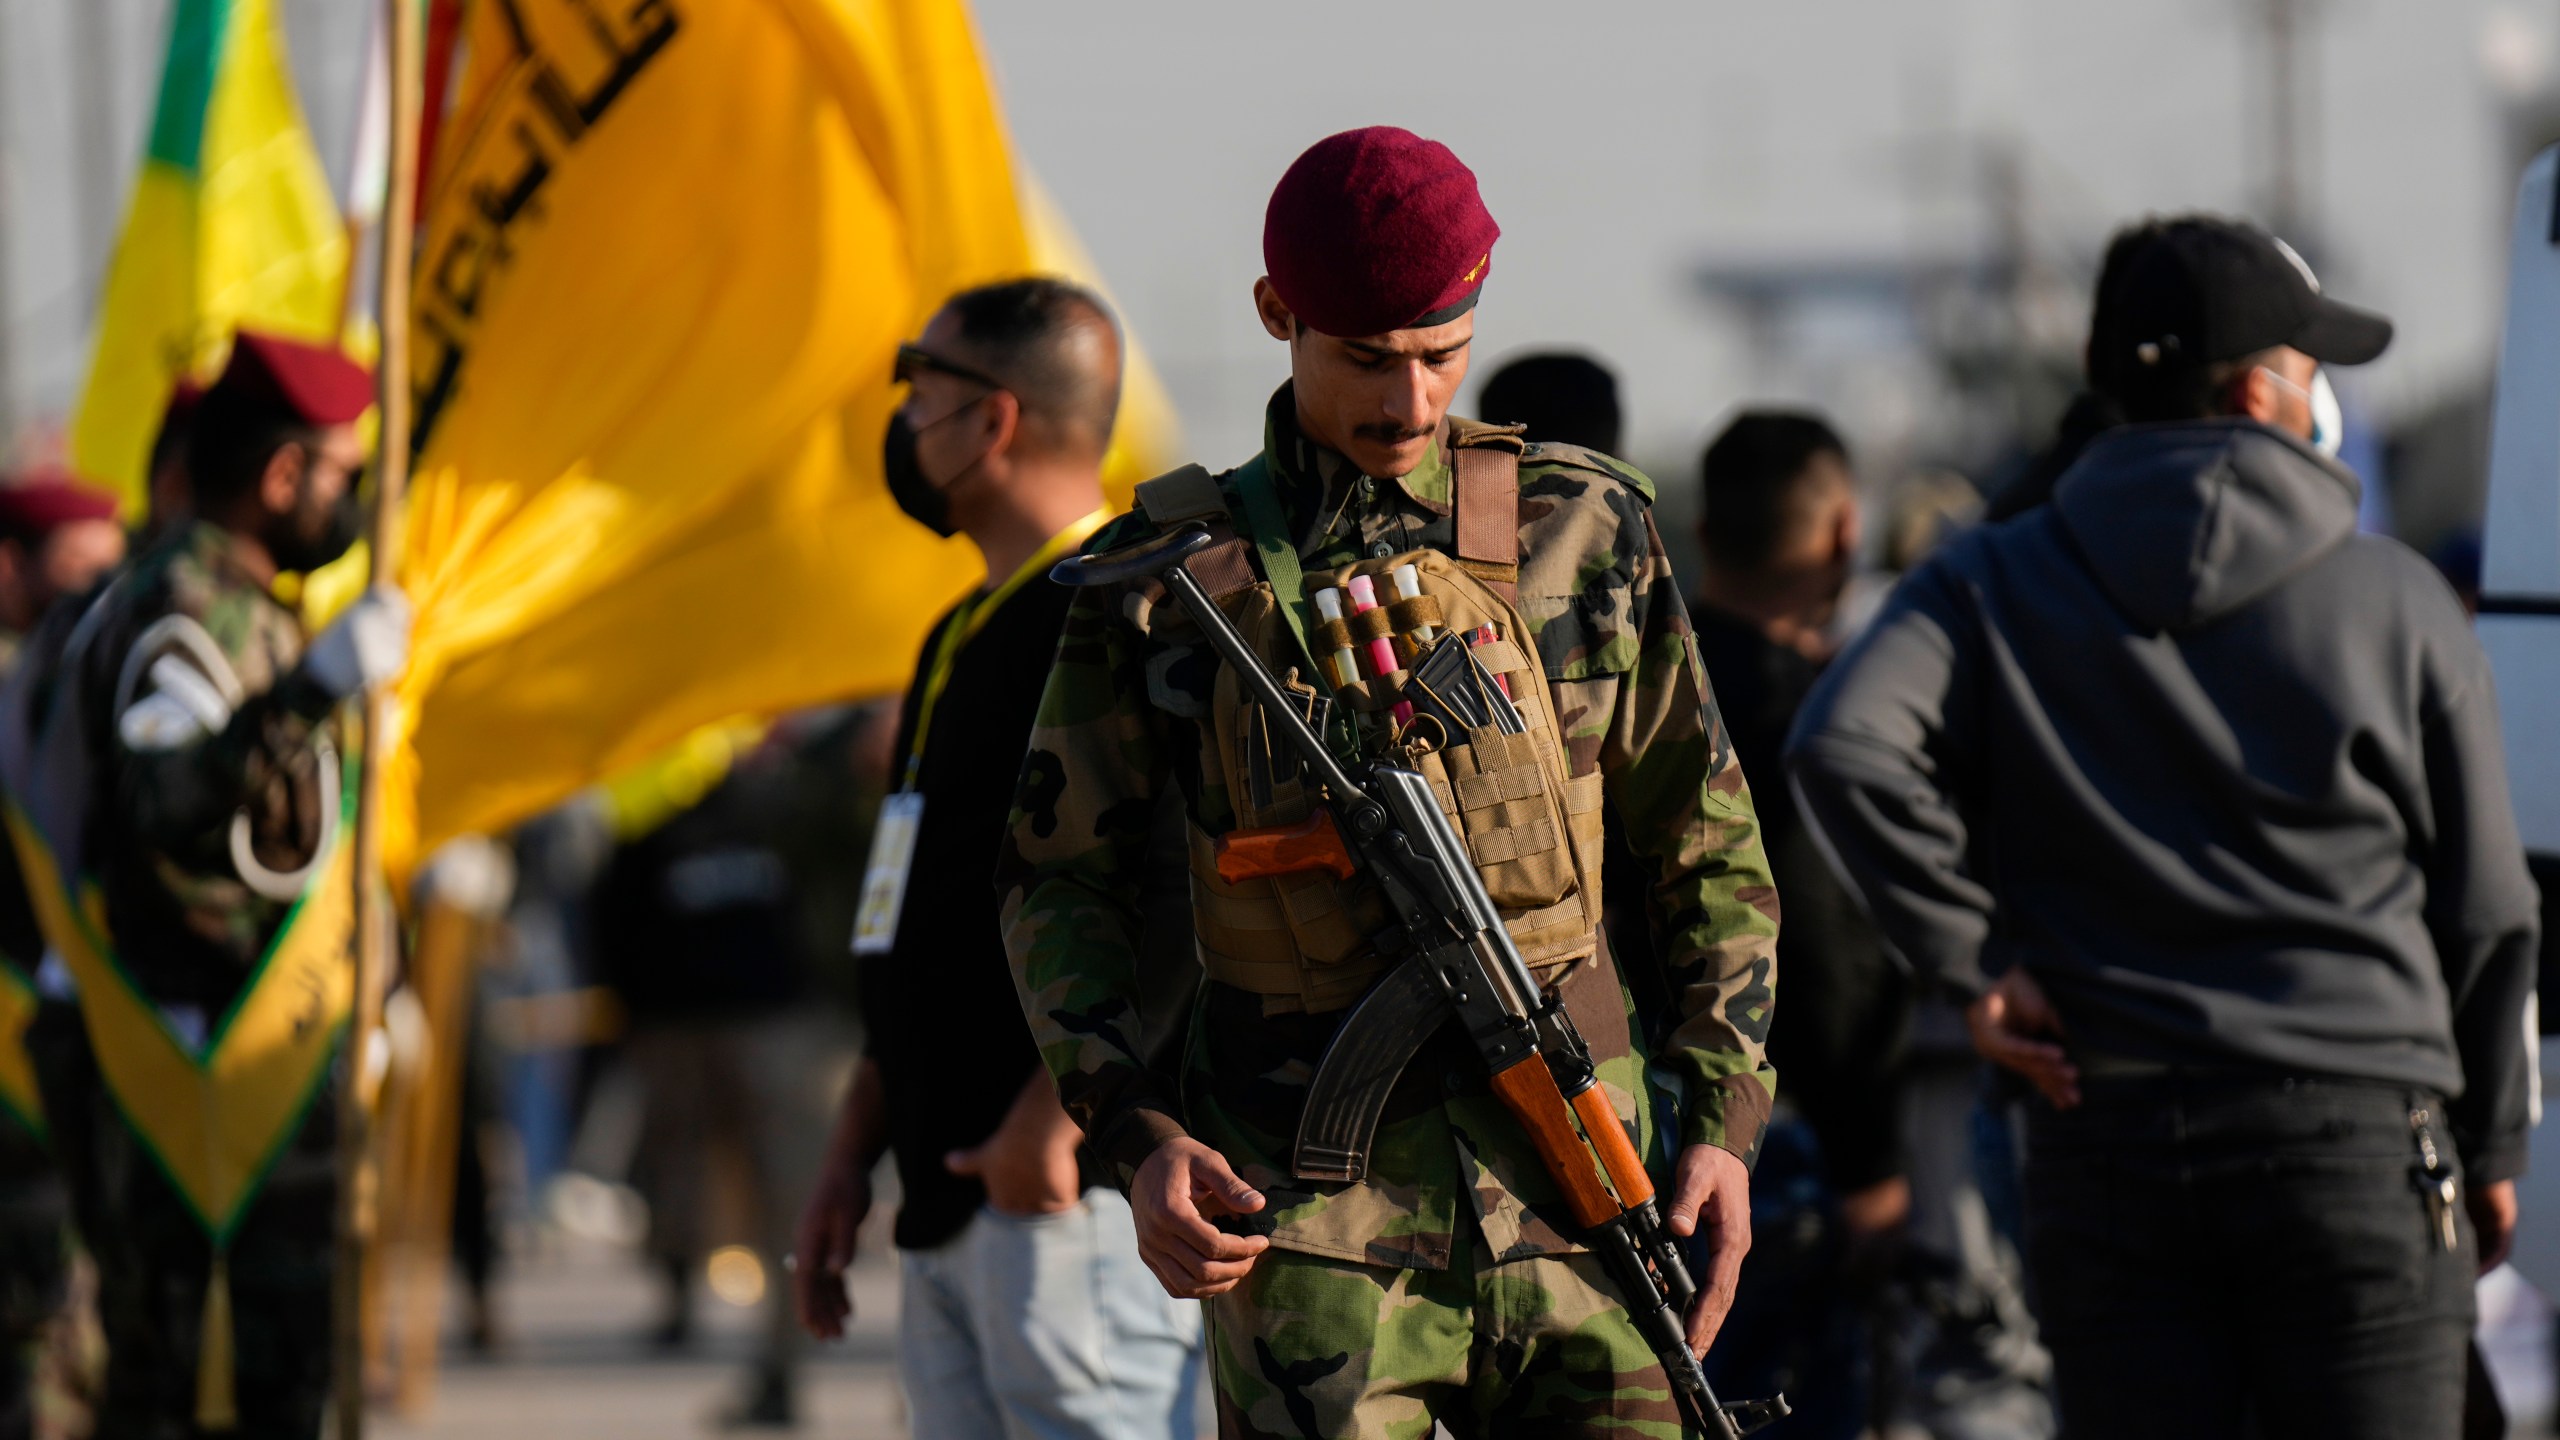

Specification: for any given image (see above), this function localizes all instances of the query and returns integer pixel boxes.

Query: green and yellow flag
[385,0,1176,874]
[69,0,348,514]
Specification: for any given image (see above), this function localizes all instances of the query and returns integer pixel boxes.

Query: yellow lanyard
[903,505,1112,789]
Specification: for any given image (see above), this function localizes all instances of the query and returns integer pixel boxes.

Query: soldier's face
[1258,279,1471,479]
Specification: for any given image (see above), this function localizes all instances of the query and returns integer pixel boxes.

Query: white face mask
[2257,365,2345,458]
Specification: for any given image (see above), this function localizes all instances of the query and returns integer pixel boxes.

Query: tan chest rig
[1132,433,1608,1016]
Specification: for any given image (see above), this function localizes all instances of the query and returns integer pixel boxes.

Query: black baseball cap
[2107,216,2393,375]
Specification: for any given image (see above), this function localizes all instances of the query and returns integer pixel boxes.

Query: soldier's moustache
[1352,422,1434,445]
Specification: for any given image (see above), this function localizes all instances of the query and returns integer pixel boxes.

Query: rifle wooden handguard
[1215,811,1357,884]
[1488,1057,1620,1230]
[1570,1084,1656,1208]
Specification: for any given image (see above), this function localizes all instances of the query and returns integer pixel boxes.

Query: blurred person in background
[793,277,1204,1440]
[0,474,123,1440]
[1687,414,1902,1433]
[592,744,838,1428]
[0,477,125,641]
[1789,215,2537,1440]
[1475,350,1623,454]
[40,330,409,1439]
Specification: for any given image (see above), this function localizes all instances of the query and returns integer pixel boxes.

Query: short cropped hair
[1699,411,1849,573]
[187,386,316,508]
[941,277,1124,457]
[1477,352,1622,455]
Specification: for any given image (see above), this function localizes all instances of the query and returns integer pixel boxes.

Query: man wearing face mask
[795,278,1206,1440]
[42,330,408,1437]
[1789,216,2538,1438]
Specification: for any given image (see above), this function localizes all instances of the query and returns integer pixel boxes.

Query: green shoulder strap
[1224,454,1321,674]
[1221,455,1363,760]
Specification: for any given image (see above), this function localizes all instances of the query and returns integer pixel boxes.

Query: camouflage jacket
[68,522,339,1015]
[997,384,1778,1270]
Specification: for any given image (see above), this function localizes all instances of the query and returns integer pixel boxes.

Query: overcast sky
[968,0,2549,472]
[2,0,2550,484]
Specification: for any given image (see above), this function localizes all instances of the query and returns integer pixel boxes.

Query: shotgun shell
[1390,563,1437,649]
[1312,587,1359,691]
[1347,575,1415,727]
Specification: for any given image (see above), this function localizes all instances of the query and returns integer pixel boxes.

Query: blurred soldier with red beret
[0,474,125,647]
[0,470,122,1440]
[998,128,1780,1436]
[23,330,412,1438]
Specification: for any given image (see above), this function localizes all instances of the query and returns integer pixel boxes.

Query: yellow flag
[389,0,1174,873]
[69,0,349,514]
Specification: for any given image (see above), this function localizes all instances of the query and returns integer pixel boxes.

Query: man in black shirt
[792,278,1201,1438]
[1694,413,1908,1236]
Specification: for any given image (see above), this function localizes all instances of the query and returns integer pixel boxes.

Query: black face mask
[881,410,961,539]
[271,485,365,575]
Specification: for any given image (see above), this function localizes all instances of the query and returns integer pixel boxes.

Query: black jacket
[1787,419,2540,1179]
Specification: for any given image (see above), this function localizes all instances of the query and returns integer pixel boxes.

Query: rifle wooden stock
[1569,1084,1656,1209]
[1215,811,1357,884]
[1487,1057,1618,1230]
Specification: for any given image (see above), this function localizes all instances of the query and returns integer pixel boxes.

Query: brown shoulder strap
[1452,443,1521,603]
[1184,523,1259,600]
[1129,463,1259,600]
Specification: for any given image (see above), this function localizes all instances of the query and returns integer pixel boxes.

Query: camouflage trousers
[1208,1238,1688,1440]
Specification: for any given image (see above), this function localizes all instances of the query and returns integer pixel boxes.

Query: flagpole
[334,0,420,1431]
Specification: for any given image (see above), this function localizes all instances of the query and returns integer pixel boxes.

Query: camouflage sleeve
[1554,493,1780,1166]
[109,609,337,873]
[994,569,1187,1182]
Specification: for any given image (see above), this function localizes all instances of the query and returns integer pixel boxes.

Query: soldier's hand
[1666,1143,1750,1357]
[2470,1179,2519,1275]
[304,583,414,699]
[1965,968,2080,1110]
[1130,1136,1269,1300]
[792,1163,871,1341]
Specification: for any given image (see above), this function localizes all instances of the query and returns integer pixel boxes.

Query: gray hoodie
[1787,419,2540,1178]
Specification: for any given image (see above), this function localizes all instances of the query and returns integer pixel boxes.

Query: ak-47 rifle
[1057,524,1788,1440]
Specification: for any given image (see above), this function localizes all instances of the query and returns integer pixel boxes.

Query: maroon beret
[212,330,375,427]
[1263,126,1500,338]
[0,471,121,543]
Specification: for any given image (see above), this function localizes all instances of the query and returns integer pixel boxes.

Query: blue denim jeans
[2024,1073,2476,1440]
[898,1188,1204,1440]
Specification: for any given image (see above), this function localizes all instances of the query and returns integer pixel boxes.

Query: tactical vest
[1132,424,1607,1015]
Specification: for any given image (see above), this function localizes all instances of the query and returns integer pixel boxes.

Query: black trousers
[2024,1073,2474,1440]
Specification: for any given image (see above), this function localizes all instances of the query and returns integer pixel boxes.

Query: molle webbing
[1194,546,1606,1014]
[1452,442,1521,602]
[1134,442,1604,1016]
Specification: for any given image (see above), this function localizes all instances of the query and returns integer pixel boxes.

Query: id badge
[850,792,926,955]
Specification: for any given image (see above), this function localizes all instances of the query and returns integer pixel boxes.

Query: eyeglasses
[894,342,1007,394]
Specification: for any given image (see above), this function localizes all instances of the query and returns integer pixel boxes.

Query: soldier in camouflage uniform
[48,332,409,1439]
[998,128,1780,1438]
